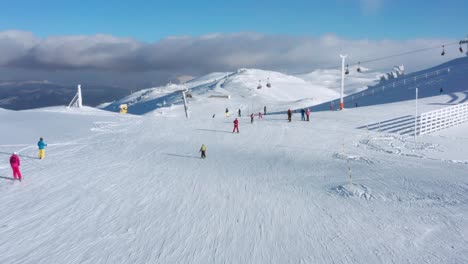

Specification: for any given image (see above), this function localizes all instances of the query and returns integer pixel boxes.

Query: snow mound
[221,69,339,102]
[330,183,375,200]
[332,152,374,164]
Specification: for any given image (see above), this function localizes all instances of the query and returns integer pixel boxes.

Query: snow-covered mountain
[103,68,354,115]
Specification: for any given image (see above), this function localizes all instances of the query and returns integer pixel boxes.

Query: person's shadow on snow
[0,176,16,181]
[195,128,232,134]
[163,153,201,159]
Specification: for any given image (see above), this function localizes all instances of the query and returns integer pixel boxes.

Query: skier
[250,113,254,123]
[306,108,310,121]
[199,144,207,159]
[264,106,267,115]
[238,109,241,117]
[38,137,47,159]
[287,109,292,122]
[258,112,263,119]
[233,118,239,133]
[439,87,444,95]
[301,108,306,121]
[225,108,229,118]
[9,152,22,182]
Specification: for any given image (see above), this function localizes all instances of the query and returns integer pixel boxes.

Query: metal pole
[77,84,82,108]
[414,87,418,141]
[182,90,189,119]
[340,54,347,110]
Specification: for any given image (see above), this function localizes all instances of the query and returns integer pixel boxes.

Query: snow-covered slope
[309,56,468,111]
[1,91,467,263]
[104,69,340,115]
[2,56,468,263]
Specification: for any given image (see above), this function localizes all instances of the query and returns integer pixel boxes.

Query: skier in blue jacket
[38,137,47,159]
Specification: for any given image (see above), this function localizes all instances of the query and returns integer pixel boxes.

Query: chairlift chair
[459,45,464,53]
[266,77,271,88]
[357,62,361,73]
[345,64,349,75]
[257,80,262,89]
[441,45,445,56]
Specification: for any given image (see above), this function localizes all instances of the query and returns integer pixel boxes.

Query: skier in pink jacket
[9,152,22,181]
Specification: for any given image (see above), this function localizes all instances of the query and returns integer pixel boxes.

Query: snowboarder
[258,112,263,119]
[225,108,229,118]
[264,106,267,115]
[9,152,22,181]
[306,108,310,121]
[250,113,254,123]
[287,109,292,122]
[238,109,241,117]
[233,118,239,133]
[38,137,47,159]
[199,144,207,159]
[301,109,306,121]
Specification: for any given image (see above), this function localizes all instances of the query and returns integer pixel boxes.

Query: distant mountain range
[0,81,132,110]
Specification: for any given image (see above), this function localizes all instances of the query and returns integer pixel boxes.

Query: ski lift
[357,62,361,73]
[345,64,349,75]
[441,45,445,56]
[266,78,271,88]
[257,80,262,89]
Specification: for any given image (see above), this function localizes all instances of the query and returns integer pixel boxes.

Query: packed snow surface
[1,89,468,263]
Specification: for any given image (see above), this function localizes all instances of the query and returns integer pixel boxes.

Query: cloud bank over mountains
[0,30,460,87]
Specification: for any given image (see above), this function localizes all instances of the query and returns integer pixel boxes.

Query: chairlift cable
[293,41,460,74]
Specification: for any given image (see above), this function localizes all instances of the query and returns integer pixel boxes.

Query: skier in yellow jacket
[199,144,207,159]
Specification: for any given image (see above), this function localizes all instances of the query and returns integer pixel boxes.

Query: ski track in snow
[0,98,468,263]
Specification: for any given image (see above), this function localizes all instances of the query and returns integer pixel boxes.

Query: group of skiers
[7,137,47,182]
[287,108,311,122]
[201,105,312,159]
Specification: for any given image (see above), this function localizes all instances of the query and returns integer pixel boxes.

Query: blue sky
[0,0,466,87]
[0,0,466,41]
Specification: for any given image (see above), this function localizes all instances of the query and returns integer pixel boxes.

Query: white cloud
[0,30,461,85]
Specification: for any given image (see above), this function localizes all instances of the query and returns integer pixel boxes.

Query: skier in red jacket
[9,152,22,181]
[233,118,239,133]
